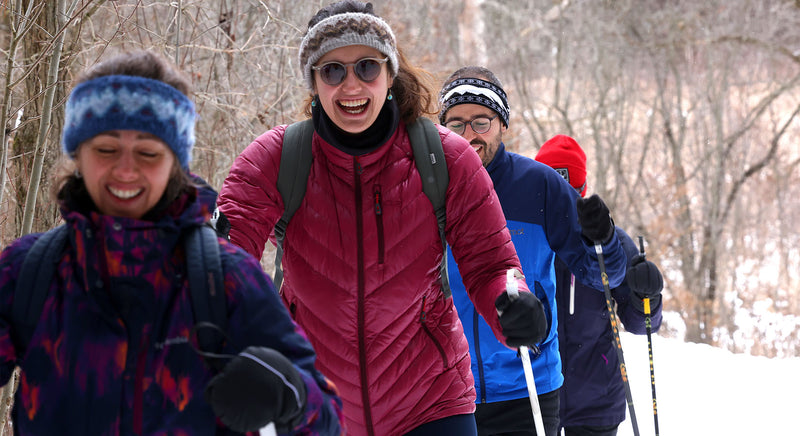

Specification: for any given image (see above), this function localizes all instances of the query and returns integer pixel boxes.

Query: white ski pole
[505,269,547,436]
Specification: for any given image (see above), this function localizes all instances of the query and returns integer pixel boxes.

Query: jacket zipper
[473,311,486,403]
[354,158,375,436]
[373,185,384,265]
[419,295,448,368]
[133,333,149,435]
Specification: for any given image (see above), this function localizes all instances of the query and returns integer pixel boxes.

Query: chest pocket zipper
[374,185,384,265]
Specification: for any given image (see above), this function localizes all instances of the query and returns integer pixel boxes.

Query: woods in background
[1,0,798,356]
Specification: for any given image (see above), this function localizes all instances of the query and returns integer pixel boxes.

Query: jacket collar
[60,179,214,236]
[485,142,509,177]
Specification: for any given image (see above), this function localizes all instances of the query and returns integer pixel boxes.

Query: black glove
[626,254,664,313]
[576,194,614,244]
[205,346,307,433]
[210,207,231,240]
[495,291,548,348]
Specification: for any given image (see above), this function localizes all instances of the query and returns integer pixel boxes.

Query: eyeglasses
[443,115,498,136]
[311,57,389,86]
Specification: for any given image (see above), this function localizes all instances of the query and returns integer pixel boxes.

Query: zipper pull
[374,185,382,215]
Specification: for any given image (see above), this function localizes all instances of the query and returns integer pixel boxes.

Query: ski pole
[569,273,575,315]
[638,236,660,436]
[594,244,640,436]
[505,269,547,436]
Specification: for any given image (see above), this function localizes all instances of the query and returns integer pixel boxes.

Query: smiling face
[442,103,506,167]
[75,130,175,219]
[313,45,393,134]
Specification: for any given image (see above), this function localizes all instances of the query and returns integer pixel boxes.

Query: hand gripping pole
[505,269,546,436]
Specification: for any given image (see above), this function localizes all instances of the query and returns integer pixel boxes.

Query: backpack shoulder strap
[12,224,70,350]
[273,119,314,291]
[407,118,452,298]
[185,225,226,364]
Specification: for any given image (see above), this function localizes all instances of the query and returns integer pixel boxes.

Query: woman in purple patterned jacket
[0,50,343,436]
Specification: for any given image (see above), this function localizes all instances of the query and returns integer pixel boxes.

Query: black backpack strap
[186,225,226,364]
[407,118,451,298]
[12,224,70,350]
[273,119,314,291]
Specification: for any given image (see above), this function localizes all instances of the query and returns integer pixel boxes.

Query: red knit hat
[535,135,587,197]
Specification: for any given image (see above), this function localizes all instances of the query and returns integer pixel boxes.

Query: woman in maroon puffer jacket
[218,2,548,435]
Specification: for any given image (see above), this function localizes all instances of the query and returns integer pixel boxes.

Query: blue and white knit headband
[439,78,510,127]
[62,75,197,169]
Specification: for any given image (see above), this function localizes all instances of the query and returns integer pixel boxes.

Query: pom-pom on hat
[62,74,197,169]
[298,11,399,91]
[535,134,588,197]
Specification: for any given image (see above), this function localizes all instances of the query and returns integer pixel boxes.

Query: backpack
[272,117,452,297]
[11,224,227,363]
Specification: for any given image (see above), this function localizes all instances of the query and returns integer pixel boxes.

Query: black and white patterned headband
[439,78,510,127]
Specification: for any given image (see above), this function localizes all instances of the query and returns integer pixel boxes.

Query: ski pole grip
[638,236,653,316]
[498,269,524,317]
[506,269,520,299]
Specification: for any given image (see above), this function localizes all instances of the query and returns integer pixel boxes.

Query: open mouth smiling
[337,98,369,115]
[109,186,143,200]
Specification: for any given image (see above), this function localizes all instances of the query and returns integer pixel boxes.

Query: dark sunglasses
[311,57,389,86]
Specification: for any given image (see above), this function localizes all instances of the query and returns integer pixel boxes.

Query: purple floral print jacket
[0,183,343,436]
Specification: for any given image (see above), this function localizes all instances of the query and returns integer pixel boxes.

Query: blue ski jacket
[448,144,628,403]
[557,226,663,428]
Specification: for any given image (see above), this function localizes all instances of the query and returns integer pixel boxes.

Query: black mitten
[205,346,307,433]
[495,292,547,348]
[626,254,664,313]
[576,194,614,244]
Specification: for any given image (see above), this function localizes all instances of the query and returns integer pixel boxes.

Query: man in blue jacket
[536,135,664,436]
[439,66,628,436]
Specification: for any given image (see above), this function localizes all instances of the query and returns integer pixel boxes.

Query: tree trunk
[20,0,67,236]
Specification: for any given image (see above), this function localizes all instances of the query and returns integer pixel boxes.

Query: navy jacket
[448,144,628,403]
[557,226,663,427]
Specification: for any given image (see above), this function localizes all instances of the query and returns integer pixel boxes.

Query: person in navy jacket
[536,135,664,436]
[439,67,629,436]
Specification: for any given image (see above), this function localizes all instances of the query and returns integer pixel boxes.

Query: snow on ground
[261,331,800,435]
[616,331,800,436]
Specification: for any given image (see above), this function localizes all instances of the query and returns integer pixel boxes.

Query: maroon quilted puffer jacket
[218,122,526,436]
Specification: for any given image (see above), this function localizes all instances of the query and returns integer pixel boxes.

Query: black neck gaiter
[312,96,400,156]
